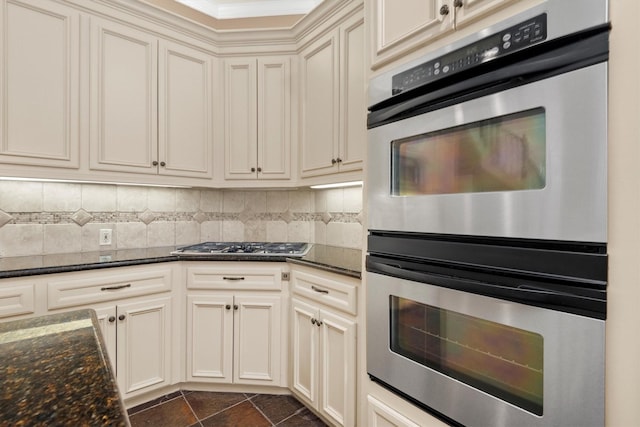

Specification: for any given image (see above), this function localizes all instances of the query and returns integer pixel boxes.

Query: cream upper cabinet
[0,0,80,168]
[300,13,365,179]
[372,0,453,69]
[90,18,213,179]
[224,56,291,181]
[371,0,522,69]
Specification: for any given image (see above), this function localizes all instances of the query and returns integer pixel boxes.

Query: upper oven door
[367,62,607,242]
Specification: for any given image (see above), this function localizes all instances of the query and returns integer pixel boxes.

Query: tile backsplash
[0,182,363,257]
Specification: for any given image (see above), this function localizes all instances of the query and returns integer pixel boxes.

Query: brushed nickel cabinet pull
[311,285,329,294]
[223,276,245,281]
[101,284,132,291]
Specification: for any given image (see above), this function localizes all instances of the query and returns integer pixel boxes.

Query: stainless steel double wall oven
[366,1,609,426]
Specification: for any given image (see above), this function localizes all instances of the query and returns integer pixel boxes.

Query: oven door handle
[366,257,606,319]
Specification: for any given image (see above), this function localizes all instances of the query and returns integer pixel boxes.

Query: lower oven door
[367,271,605,427]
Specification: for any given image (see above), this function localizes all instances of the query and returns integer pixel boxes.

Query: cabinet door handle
[453,0,463,7]
[226,305,231,310]
[118,314,126,321]
[160,161,166,167]
[101,284,132,291]
[311,318,316,325]
[233,304,239,310]
[251,167,256,172]
[311,285,329,294]
[316,319,323,327]
[257,167,262,172]
[152,160,158,166]
[223,276,245,281]
[336,158,342,163]
[331,158,337,165]
[440,4,450,15]
[108,316,116,323]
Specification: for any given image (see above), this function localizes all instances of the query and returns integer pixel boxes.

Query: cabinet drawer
[186,264,283,291]
[291,268,358,315]
[47,266,173,309]
[0,283,36,319]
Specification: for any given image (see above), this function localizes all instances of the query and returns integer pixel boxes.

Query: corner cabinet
[0,0,80,169]
[371,0,523,69]
[224,56,292,181]
[300,12,365,179]
[89,18,214,179]
[290,265,358,427]
[185,263,287,386]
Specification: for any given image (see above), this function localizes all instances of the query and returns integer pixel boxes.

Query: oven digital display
[391,108,546,195]
[390,296,544,415]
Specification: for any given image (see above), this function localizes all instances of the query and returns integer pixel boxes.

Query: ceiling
[174,0,324,19]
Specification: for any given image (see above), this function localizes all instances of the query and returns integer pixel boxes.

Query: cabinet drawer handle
[223,277,245,281]
[101,284,132,291]
[311,285,329,294]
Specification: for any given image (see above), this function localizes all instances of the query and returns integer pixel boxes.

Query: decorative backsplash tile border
[0,182,363,257]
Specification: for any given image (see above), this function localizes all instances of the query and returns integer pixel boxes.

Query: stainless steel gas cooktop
[171,242,311,257]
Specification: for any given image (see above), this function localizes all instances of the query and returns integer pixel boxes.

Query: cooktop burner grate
[172,242,311,257]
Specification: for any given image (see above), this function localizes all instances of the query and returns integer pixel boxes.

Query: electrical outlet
[99,229,112,246]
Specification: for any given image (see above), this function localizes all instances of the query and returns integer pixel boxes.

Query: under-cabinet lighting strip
[310,181,363,189]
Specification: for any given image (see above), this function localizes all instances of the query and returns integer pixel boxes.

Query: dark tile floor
[127,390,328,427]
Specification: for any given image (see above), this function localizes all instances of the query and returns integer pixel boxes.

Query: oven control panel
[391,14,547,95]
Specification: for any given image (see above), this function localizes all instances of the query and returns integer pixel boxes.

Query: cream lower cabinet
[290,266,358,427]
[367,395,422,427]
[46,264,176,400]
[185,263,286,386]
[94,296,173,398]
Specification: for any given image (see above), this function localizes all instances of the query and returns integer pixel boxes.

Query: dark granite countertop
[0,244,362,280]
[0,309,129,426]
[286,244,362,279]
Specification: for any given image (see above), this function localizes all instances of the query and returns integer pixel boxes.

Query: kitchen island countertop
[0,309,129,426]
[0,244,361,280]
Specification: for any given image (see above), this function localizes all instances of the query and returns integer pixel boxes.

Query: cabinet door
[372,0,452,68]
[338,16,365,173]
[116,296,172,396]
[224,58,257,180]
[367,395,422,427]
[186,294,234,383]
[258,56,291,180]
[0,0,79,168]
[158,41,213,179]
[94,306,117,373]
[291,298,319,405]
[89,19,158,174]
[453,0,516,28]
[300,31,340,177]
[319,309,357,427]
[234,294,282,385]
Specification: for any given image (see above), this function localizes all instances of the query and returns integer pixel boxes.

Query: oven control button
[434,68,440,75]
[434,61,440,69]
[503,41,512,49]
[443,65,450,73]
[502,33,511,42]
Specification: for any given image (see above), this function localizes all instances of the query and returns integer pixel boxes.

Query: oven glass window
[390,296,544,415]
[391,108,546,195]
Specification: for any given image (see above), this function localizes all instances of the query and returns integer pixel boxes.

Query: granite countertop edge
[0,244,362,280]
